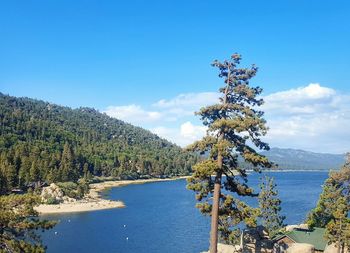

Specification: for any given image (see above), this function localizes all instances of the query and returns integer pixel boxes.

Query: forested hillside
[0,93,197,193]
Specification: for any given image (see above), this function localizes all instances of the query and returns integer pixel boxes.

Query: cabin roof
[275,227,327,251]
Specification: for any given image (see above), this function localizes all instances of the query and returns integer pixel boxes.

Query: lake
[41,171,329,253]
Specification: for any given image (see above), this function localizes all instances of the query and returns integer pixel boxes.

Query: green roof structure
[275,227,327,251]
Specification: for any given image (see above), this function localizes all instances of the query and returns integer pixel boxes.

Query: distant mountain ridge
[261,147,345,171]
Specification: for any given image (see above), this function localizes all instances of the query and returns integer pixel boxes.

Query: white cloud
[104,92,213,147]
[153,92,219,108]
[103,104,162,125]
[104,92,219,125]
[266,83,335,102]
[263,83,337,116]
[262,83,350,153]
[150,126,176,141]
[104,84,350,153]
[151,122,207,147]
[180,121,207,140]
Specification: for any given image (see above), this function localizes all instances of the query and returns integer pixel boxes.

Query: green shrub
[46,197,60,205]
[76,180,89,199]
[56,182,78,198]
[56,181,90,199]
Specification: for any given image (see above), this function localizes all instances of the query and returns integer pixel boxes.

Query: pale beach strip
[35,176,189,214]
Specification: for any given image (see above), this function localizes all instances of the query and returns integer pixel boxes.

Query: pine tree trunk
[338,219,342,253]
[209,154,223,253]
[210,70,228,253]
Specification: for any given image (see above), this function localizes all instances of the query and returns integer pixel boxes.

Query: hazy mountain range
[261,147,346,171]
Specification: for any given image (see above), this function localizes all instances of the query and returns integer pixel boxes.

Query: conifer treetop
[188,53,272,170]
[187,53,272,245]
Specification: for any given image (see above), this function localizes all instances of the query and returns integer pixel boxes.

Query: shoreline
[248,169,332,173]
[35,176,189,215]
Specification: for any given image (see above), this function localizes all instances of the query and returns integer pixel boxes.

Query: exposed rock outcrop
[286,243,314,253]
[285,224,309,232]
[41,183,76,204]
[202,243,241,253]
[324,243,348,253]
[41,183,63,202]
[324,244,337,253]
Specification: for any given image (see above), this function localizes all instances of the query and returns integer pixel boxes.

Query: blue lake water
[41,171,329,253]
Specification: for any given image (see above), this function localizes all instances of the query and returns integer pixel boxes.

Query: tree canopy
[258,176,285,238]
[307,155,350,252]
[0,194,55,252]
[0,93,197,193]
[187,53,272,252]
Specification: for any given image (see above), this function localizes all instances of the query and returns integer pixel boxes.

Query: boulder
[324,244,337,253]
[324,243,348,253]
[202,243,241,253]
[285,225,299,232]
[285,224,309,232]
[41,183,64,203]
[298,224,309,230]
[286,243,314,253]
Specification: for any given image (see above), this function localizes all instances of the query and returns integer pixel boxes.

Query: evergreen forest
[0,93,197,194]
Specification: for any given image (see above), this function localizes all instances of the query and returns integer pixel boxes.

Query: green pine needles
[0,93,197,194]
[0,194,56,252]
[186,53,272,251]
[258,176,285,238]
[307,155,350,252]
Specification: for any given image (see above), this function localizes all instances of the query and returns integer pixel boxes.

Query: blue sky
[1,0,350,153]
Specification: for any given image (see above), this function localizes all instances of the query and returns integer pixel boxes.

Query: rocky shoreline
[35,176,188,214]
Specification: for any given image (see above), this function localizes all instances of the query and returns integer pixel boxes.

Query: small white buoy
[54,232,58,235]
[126,237,128,240]
[123,224,126,228]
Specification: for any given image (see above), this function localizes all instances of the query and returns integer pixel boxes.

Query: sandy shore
[35,199,125,214]
[35,176,189,215]
[89,176,189,194]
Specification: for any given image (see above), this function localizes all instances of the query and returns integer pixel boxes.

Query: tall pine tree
[187,53,272,252]
[29,160,40,182]
[307,155,350,252]
[325,196,350,253]
[59,142,77,182]
[258,176,285,237]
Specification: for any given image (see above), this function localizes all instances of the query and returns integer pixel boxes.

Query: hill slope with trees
[0,93,197,193]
